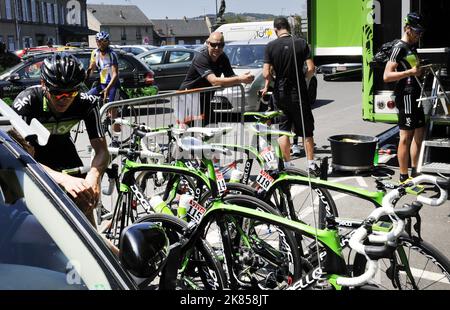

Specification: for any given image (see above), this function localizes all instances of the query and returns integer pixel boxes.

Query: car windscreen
[223,44,266,68]
[0,140,113,290]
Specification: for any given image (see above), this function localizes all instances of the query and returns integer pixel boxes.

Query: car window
[131,47,144,55]
[0,148,112,290]
[118,57,133,71]
[168,51,193,64]
[75,54,91,70]
[142,51,164,65]
[224,45,265,68]
[16,61,44,79]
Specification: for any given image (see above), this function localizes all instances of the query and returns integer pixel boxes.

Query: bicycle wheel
[203,194,304,289]
[265,167,338,229]
[353,236,450,290]
[135,213,228,290]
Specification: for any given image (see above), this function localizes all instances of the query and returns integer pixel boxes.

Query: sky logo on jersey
[13,95,32,111]
[43,119,80,135]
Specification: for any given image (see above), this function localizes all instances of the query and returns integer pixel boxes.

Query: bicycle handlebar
[336,174,448,287]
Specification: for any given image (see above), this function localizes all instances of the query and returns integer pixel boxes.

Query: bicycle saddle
[177,137,231,156]
[186,126,233,138]
[244,110,283,121]
[248,123,295,137]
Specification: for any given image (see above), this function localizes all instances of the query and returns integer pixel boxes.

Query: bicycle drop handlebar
[336,174,449,287]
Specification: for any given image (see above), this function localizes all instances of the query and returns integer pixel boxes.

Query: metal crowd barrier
[99,85,250,166]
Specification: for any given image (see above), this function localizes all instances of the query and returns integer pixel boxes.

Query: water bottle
[229,168,244,183]
[178,194,193,220]
[149,196,172,215]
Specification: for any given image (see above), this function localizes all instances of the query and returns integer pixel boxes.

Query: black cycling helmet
[119,222,169,279]
[405,12,425,33]
[41,52,86,91]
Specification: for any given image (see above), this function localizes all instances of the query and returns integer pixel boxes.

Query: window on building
[16,0,23,21]
[5,0,13,19]
[22,0,31,22]
[121,27,127,41]
[47,2,54,24]
[54,3,58,24]
[8,36,15,51]
[31,0,37,22]
[23,37,33,48]
[41,2,47,23]
[60,5,65,25]
[136,27,142,41]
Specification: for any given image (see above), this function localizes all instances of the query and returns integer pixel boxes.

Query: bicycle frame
[177,201,349,290]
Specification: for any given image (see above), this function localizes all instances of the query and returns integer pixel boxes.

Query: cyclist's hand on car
[60,174,96,213]
[240,72,255,84]
[84,173,101,207]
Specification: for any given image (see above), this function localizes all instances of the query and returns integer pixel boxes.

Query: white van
[215,21,276,42]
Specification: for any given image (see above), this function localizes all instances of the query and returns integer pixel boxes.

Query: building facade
[0,0,95,50]
[151,18,210,46]
[87,4,154,47]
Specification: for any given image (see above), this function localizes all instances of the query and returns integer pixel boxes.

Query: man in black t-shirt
[12,53,109,226]
[384,12,425,182]
[179,32,254,126]
[262,17,318,176]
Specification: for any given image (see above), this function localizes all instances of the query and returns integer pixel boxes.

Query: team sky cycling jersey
[389,40,421,96]
[90,47,119,85]
[12,85,104,139]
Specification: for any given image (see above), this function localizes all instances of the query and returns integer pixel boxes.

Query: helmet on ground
[41,52,86,91]
[405,12,425,33]
[96,31,110,41]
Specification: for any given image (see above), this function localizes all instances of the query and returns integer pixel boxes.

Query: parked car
[138,47,199,91]
[0,49,155,105]
[0,111,169,289]
[112,45,157,56]
[212,39,318,112]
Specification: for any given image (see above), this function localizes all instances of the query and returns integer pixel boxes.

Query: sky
[86,0,307,19]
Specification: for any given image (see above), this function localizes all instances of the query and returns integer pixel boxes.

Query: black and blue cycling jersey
[12,85,104,171]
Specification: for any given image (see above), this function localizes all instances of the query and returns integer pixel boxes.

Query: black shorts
[396,93,425,130]
[275,90,314,137]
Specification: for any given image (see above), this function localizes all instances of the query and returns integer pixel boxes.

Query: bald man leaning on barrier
[179,32,254,126]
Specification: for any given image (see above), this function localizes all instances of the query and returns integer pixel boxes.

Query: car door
[141,50,167,90]
[1,58,45,100]
[165,50,196,90]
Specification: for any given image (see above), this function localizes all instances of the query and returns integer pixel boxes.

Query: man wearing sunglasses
[383,12,425,183]
[12,52,109,227]
[86,31,121,133]
[179,32,254,126]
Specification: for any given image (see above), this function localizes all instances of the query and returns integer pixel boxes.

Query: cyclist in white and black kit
[12,53,109,226]
[384,12,425,182]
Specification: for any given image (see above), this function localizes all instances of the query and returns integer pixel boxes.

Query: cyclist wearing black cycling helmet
[12,52,109,226]
[86,31,121,133]
[384,12,425,183]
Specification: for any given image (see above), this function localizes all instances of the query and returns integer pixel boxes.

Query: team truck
[360,0,450,175]
[307,0,363,79]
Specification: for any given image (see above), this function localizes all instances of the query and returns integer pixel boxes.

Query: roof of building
[151,19,210,37]
[87,4,153,26]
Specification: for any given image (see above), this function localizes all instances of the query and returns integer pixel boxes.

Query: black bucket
[328,134,378,172]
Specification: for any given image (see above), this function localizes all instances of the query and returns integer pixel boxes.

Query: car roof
[137,47,199,57]
[226,38,273,45]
